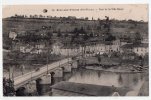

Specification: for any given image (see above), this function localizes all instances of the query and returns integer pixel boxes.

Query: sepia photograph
[2,4,149,96]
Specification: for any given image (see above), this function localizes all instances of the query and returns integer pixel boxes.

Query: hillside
[3,17,148,36]
[3,17,148,49]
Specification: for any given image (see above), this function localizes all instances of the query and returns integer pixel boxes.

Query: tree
[46,32,53,39]
[24,15,28,18]
[79,27,86,34]
[15,14,18,17]
[73,27,78,33]
[83,33,89,41]
[34,14,38,18]
[105,35,116,42]
[39,15,43,18]
[64,33,68,37]
[29,15,33,18]
[16,87,28,96]
[104,16,111,31]
[57,29,62,37]
[3,79,15,96]
[71,35,75,43]
[87,25,91,30]
[89,33,94,37]
[134,32,141,45]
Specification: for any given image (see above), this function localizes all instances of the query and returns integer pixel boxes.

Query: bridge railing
[14,57,72,89]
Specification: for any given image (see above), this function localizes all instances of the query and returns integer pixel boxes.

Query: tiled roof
[134,43,148,48]
[61,44,80,49]
[121,43,148,49]
[51,81,130,96]
[121,44,133,49]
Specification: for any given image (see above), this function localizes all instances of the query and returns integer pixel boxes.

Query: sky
[2,4,148,21]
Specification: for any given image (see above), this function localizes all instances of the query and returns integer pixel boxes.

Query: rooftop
[121,43,148,49]
[51,81,131,96]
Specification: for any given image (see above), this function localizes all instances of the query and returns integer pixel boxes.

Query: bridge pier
[25,80,37,95]
[63,64,72,72]
[36,78,43,96]
[16,86,28,96]
[54,68,63,77]
[13,58,79,96]
[71,60,78,69]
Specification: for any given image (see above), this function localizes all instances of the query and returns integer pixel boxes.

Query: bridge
[14,57,74,89]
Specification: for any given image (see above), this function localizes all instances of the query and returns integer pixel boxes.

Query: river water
[39,67,148,96]
[64,68,147,91]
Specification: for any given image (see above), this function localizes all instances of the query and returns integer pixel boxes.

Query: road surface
[14,58,72,89]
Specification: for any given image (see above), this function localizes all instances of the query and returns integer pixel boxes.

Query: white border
[0,0,150,100]
[1,0,149,4]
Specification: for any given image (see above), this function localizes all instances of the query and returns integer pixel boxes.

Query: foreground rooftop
[51,81,131,96]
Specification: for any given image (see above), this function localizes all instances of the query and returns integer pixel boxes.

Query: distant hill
[3,17,148,46]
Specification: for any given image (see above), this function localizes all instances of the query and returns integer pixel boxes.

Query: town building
[121,43,148,56]
[51,42,63,55]
[9,31,17,40]
[133,43,148,56]
[120,43,134,53]
[141,38,148,43]
[30,48,43,54]
[19,44,34,53]
[60,46,80,56]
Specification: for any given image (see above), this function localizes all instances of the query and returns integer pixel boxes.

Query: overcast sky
[3,4,148,21]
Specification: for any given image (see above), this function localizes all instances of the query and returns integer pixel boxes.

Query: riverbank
[85,65,148,73]
[138,80,149,96]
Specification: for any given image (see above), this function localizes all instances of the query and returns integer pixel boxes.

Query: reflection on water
[118,74,123,85]
[68,69,146,91]
[98,71,101,78]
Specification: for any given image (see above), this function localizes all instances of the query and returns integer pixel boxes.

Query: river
[64,68,147,92]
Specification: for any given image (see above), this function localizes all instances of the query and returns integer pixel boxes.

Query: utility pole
[67,43,70,70]
[9,65,11,87]
[9,39,14,87]
[47,47,49,75]
[12,65,14,83]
